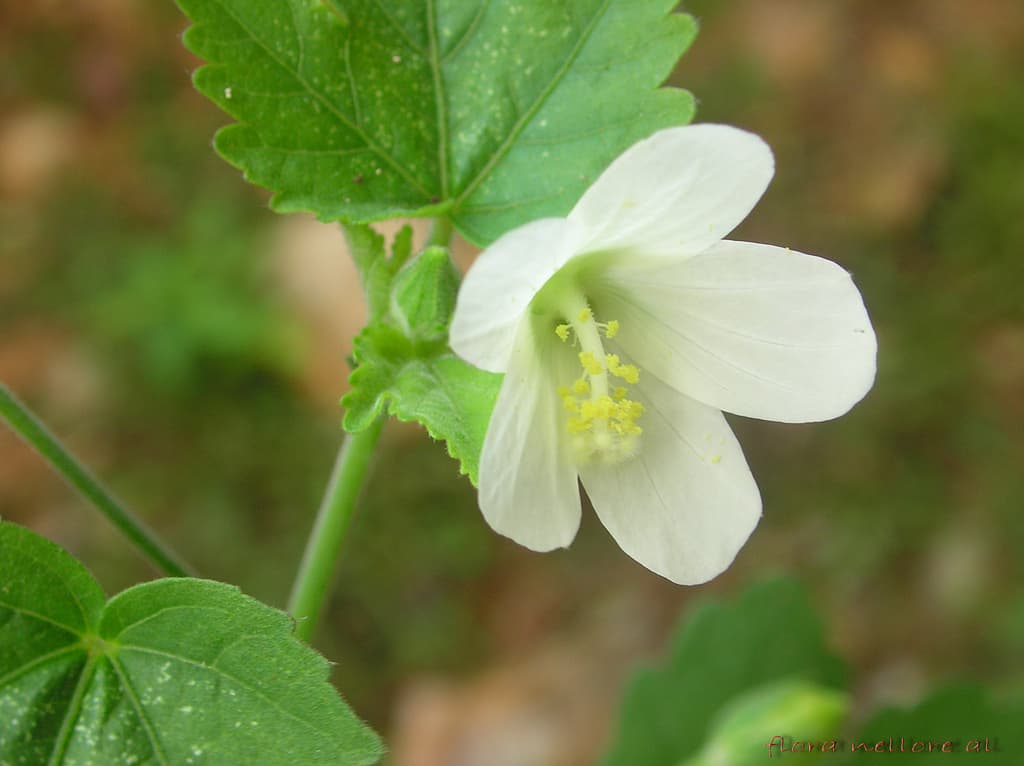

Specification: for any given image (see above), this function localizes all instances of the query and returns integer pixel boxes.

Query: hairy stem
[288,417,384,641]
[0,383,194,577]
[426,215,453,247]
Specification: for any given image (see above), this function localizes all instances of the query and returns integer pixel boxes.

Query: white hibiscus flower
[450,124,877,584]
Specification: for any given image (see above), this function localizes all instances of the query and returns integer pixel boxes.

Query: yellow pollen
[616,364,640,384]
[556,311,644,465]
[578,351,604,376]
[566,416,590,434]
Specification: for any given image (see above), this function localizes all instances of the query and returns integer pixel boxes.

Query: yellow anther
[556,309,644,464]
[614,364,639,384]
[579,351,604,376]
[567,416,590,434]
[626,401,646,419]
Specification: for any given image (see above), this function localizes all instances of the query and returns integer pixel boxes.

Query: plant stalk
[0,383,194,577]
[288,417,384,641]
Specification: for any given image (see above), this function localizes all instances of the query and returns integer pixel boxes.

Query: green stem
[426,215,453,248]
[0,383,194,578]
[288,418,384,641]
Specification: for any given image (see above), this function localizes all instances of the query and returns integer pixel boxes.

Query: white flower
[450,124,877,584]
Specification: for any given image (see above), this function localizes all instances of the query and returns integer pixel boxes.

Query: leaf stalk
[426,215,453,248]
[0,383,194,578]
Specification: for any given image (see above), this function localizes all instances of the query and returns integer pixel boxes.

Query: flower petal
[590,241,878,423]
[578,372,761,584]
[569,124,774,258]
[477,320,582,551]
[451,217,582,373]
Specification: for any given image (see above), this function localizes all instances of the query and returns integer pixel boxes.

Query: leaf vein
[109,656,172,766]
[459,189,564,213]
[452,0,614,209]
[106,603,234,641]
[0,600,81,637]
[440,0,490,64]
[0,644,82,689]
[367,0,428,57]
[118,646,336,741]
[343,39,362,127]
[426,0,448,196]
[209,0,432,198]
[46,655,101,766]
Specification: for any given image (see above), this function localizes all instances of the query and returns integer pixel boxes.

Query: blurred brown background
[1,1,1022,764]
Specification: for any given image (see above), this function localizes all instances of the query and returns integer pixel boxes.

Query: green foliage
[682,680,849,766]
[0,522,382,765]
[81,198,301,397]
[341,227,500,483]
[604,580,1024,765]
[839,686,1024,763]
[602,579,846,766]
[176,0,697,244]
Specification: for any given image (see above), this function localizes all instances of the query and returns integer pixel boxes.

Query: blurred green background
[1,1,1022,763]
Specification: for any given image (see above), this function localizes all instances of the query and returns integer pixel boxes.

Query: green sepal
[390,246,458,341]
[346,223,393,323]
[341,229,500,484]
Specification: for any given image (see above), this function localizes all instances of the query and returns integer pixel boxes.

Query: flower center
[553,294,645,465]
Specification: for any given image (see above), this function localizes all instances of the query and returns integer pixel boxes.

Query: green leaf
[342,324,500,485]
[602,578,847,766]
[0,522,383,766]
[177,0,697,244]
[339,226,500,483]
[682,680,849,766]
[839,685,1024,764]
[345,330,499,484]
